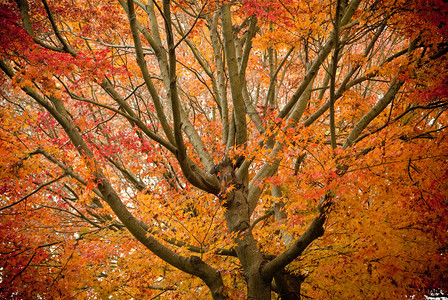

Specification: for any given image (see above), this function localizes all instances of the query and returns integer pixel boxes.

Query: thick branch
[261,215,326,281]
[159,0,220,194]
[343,36,421,148]
[221,4,247,146]
[237,18,264,135]
[126,0,175,145]
[210,11,229,144]
[239,16,258,78]
[355,101,448,144]
[343,78,403,148]
[125,0,216,171]
[329,0,342,149]
[14,0,67,52]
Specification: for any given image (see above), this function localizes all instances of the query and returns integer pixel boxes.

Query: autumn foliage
[0,0,447,299]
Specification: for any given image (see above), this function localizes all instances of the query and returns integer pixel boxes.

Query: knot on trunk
[189,255,205,267]
[212,157,244,208]
[233,220,250,233]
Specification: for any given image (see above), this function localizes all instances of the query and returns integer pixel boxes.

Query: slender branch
[41,0,77,56]
[99,79,177,153]
[105,156,147,191]
[0,173,67,211]
[138,221,237,257]
[277,0,362,119]
[354,102,447,144]
[50,240,80,290]
[28,148,103,199]
[9,241,63,283]
[173,2,207,49]
[264,46,295,116]
[249,210,274,230]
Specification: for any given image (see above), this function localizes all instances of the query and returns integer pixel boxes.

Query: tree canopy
[1,0,447,299]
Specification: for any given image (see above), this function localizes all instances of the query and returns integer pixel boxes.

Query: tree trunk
[274,270,305,300]
[224,188,272,299]
[216,158,272,299]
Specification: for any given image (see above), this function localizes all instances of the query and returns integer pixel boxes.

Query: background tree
[1,0,447,298]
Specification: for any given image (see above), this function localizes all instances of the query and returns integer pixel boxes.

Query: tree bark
[274,270,305,300]
[215,158,271,299]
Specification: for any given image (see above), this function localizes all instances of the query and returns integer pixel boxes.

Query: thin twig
[0,173,67,211]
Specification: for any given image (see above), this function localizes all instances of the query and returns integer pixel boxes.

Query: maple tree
[1,0,448,298]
